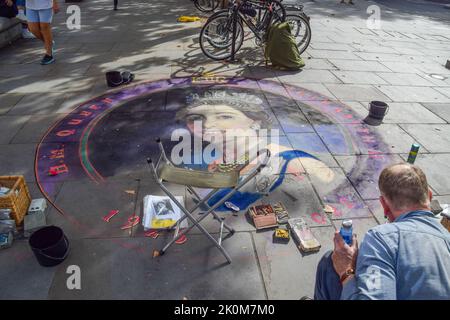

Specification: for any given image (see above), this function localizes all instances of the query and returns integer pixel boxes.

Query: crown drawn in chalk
[186,91,263,106]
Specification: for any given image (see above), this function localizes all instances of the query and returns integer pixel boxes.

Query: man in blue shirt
[314,163,450,300]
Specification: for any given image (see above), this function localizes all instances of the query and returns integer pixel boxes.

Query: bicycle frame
[228,0,280,60]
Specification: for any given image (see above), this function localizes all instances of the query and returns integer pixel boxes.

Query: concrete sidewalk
[0,0,449,300]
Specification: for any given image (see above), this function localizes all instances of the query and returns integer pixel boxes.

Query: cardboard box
[248,204,278,230]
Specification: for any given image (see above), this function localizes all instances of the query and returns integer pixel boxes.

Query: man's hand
[53,1,60,14]
[331,231,358,279]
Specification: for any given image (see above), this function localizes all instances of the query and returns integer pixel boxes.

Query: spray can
[407,143,420,164]
[340,219,353,245]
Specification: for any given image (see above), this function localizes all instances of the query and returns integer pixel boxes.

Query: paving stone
[433,195,450,205]
[406,153,450,195]
[286,133,339,168]
[354,52,406,62]
[47,233,266,299]
[306,49,361,60]
[45,178,141,240]
[381,102,446,123]
[302,58,338,70]
[10,114,64,144]
[45,63,93,77]
[379,61,421,73]
[331,71,388,85]
[0,115,31,144]
[400,124,450,153]
[0,144,36,181]
[253,226,335,299]
[376,72,435,86]
[325,84,391,101]
[0,64,51,78]
[420,102,450,122]
[288,83,336,99]
[340,101,369,119]
[309,167,373,220]
[365,200,387,224]
[310,42,354,51]
[328,59,392,72]
[277,69,342,84]
[6,93,67,115]
[0,94,24,115]
[272,105,314,133]
[377,85,450,103]
[351,44,398,54]
[335,154,404,200]
[435,86,450,99]
[0,241,57,299]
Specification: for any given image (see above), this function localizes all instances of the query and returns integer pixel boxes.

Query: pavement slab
[47,233,266,300]
[324,84,391,101]
[0,115,31,144]
[380,102,446,124]
[0,241,57,300]
[0,94,24,115]
[401,153,450,195]
[400,124,450,153]
[1,0,450,300]
[377,85,450,103]
[420,103,450,122]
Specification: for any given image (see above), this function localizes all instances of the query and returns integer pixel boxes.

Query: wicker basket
[0,176,31,226]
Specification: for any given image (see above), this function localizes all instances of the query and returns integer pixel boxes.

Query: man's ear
[380,195,394,222]
[428,188,433,202]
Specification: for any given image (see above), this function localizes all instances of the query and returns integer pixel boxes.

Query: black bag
[0,0,18,19]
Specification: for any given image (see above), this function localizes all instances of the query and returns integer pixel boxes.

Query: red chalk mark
[344,114,353,119]
[144,230,160,239]
[329,205,343,217]
[362,135,377,143]
[339,196,355,209]
[334,108,343,113]
[56,129,76,137]
[79,111,92,117]
[175,234,187,245]
[368,150,385,159]
[102,210,120,222]
[88,104,100,110]
[48,164,69,176]
[50,149,64,159]
[311,212,327,225]
[102,98,113,104]
[121,215,140,230]
[357,128,370,134]
[68,119,83,125]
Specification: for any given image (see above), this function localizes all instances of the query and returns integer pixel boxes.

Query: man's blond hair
[378,163,430,210]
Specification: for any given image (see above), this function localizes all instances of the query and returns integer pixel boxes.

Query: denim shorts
[26,8,53,23]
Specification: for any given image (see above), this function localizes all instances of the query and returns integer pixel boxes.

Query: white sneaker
[22,28,35,39]
[17,12,27,22]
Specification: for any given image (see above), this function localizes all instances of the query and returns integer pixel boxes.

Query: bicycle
[192,0,220,13]
[199,0,286,61]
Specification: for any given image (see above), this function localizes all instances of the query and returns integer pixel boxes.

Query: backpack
[264,22,305,70]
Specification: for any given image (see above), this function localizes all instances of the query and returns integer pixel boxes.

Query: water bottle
[340,219,353,245]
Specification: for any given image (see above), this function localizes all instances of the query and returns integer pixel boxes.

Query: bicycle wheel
[285,14,311,55]
[200,12,244,60]
[194,0,220,13]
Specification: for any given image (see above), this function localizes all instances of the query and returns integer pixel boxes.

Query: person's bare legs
[39,23,53,56]
[27,22,44,41]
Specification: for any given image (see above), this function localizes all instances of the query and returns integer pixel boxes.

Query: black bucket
[363,101,389,126]
[29,226,70,267]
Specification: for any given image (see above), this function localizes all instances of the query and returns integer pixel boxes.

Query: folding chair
[146,138,271,263]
